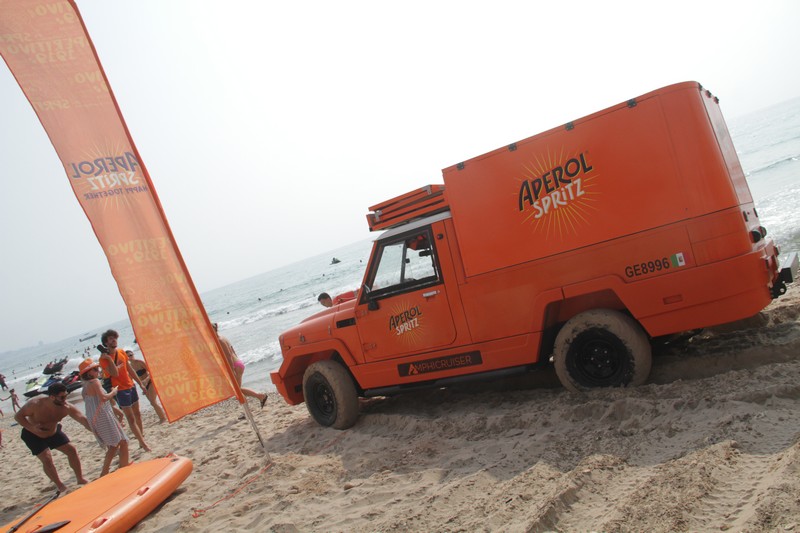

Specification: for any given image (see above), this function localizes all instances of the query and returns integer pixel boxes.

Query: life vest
[333,290,356,304]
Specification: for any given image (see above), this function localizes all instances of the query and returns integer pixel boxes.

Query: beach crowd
[8,327,267,492]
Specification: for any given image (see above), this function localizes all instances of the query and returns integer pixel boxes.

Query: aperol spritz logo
[387,302,425,344]
[69,151,139,179]
[516,148,599,236]
[67,147,149,200]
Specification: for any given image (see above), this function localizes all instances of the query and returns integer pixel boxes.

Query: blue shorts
[116,387,139,408]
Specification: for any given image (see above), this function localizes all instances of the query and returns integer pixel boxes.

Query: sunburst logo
[68,144,139,180]
[387,302,425,346]
[516,148,600,239]
[67,143,148,211]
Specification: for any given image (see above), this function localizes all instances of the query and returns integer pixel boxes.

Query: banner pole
[240,401,270,461]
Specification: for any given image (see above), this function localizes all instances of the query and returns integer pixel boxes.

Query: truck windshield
[368,229,438,296]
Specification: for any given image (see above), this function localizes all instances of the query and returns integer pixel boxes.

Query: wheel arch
[538,284,632,361]
[275,340,360,404]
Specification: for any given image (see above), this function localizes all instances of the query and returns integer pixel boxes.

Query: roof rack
[366,184,448,231]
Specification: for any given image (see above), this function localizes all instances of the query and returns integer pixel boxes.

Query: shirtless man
[14,382,92,491]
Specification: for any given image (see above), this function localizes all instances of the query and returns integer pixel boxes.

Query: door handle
[422,290,440,298]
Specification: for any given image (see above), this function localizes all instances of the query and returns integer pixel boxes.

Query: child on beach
[1,388,21,413]
[79,358,129,476]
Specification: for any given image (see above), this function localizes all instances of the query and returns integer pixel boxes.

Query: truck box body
[271,82,795,429]
[444,82,751,277]
[439,82,774,341]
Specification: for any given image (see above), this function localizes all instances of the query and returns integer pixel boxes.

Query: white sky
[1,0,799,352]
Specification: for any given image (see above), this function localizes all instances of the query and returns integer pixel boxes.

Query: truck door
[356,223,456,361]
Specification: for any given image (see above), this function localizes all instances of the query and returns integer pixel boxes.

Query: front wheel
[553,309,651,393]
[303,360,359,429]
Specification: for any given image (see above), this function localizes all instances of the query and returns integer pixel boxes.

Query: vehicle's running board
[364,365,532,397]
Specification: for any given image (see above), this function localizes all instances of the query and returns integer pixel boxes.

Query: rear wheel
[303,360,359,429]
[553,309,651,392]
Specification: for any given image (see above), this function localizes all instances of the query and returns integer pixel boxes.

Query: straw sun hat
[79,358,100,375]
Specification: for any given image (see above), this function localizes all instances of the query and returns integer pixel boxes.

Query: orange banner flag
[0,0,242,420]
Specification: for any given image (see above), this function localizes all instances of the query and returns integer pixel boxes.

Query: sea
[1,96,799,414]
[0,238,374,411]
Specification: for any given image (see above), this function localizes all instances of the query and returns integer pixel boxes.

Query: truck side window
[367,228,439,298]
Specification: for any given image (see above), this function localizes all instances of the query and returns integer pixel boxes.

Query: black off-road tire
[553,309,651,393]
[303,360,359,429]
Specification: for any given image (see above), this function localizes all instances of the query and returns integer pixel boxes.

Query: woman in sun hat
[79,358,129,476]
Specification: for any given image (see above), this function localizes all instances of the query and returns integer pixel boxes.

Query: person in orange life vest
[317,290,357,308]
[98,330,150,452]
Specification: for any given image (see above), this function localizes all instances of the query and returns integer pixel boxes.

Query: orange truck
[271,81,798,429]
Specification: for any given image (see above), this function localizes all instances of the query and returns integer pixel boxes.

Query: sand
[1,285,799,532]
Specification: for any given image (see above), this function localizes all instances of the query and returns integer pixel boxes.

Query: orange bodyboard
[1,456,192,533]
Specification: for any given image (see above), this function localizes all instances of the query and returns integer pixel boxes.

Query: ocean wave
[745,155,799,176]
[239,340,281,366]
[216,299,318,331]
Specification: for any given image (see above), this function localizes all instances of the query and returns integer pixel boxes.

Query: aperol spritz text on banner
[0,0,242,420]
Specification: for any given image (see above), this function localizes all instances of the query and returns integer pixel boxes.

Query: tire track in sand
[527,455,654,532]
[684,433,800,531]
